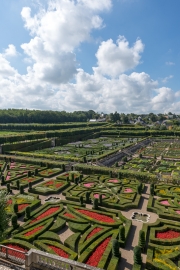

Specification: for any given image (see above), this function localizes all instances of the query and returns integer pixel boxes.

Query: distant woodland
[0,109,98,123]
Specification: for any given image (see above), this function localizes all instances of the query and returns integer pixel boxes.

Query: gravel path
[119,184,158,270]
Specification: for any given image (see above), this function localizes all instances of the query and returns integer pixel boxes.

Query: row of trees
[0,109,98,124]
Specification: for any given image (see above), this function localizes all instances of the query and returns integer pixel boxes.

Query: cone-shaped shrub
[20,186,24,194]
[34,168,38,176]
[7,164,9,170]
[13,204,18,213]
[79,196,83,206]
[16,180,20,190]
[86,192,90,203]
[134,246,142,265]
[99,194,103,206]
[138,230,146,250]
[112,239,121,258]
[28,182,32,190]
[62,164,65,172]
[11,215,18,229]
[1,175,5,184]
[71,173,74,182]
[27,171,31,177]
[6,183,11,193]
[150,186,154,196]
[25,206,31,219]
[93,198,98,210]
[119,225,125,241]
[109,171,112,178]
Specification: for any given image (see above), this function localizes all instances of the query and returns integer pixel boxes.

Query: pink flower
[84,183,94,187]
[161,200,170,206]
[108,179,119,183]
[124,188,133,193]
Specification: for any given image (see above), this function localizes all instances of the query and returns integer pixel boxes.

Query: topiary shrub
[99,194,103,206]
[138,230,146,250]
[1,175,5,184]
[86,192,90,203]
[25,206,31,219]
[11,215,18,229]
[112,239,121,258]
[20,186,24,194]
[16,180,20,190]
[34,168,38,176]
[6,183,11,193]
[13,204,18,213]
[119,225,125,241]
[28,182,32,190]
[109,171,112,178]
[150,186,154,196]
[133,246,142,265]
[27,171,31,177]
[93,198,98,210]
[79,196,83,206]
[7,164,9,170]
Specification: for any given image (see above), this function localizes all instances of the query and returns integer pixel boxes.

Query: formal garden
[1,130,180,269]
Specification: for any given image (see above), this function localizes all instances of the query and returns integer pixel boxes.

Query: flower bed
[108,179,119,183]
[84,183,94,188]
[86,237,111,267]
[77,209,115,223]
[30,207,60,223]
[24,226,44,237]
[160,200,170,206]
[94,194,106,199]
[86,227,103,240]
[156,230,180,239]
[48,245,69,258]
[1,244,27,260]
[124,188,133,193]
[64,213,76,219]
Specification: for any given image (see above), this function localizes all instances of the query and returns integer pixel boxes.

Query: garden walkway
[120,184,158,270]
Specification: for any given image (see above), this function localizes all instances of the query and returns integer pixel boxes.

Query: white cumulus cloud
[95,36,144,77]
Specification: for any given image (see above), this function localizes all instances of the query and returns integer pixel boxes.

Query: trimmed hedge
[64,232,81,251]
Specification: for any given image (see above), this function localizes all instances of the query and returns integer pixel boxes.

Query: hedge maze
[1,126,180,269]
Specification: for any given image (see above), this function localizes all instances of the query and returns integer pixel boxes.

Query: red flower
[7,199,12,205]
[24,225,44,237]
[44,180,54,186]
[86,227,103,240]
[77,209,115,223]
[30,207,59,223]
[86,237,111,267]
[55,183,63,188]
[18,204,29,211]
[156,230,180,239]
[48,245,69,258]
[64,213,76,219]
[2,244,27,260]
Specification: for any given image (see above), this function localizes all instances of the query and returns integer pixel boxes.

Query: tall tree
[0,190,10,241]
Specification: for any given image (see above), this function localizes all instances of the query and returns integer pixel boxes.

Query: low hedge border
[38,231,60,243]
[29,181,69,195]
[49,216,66,232]
[33,239,78,260]
[59,209,88,224]
[68,221,90,233]
[64,232,81,251]
[67,205,122,227]
[78,225,111,254]
[1,238,35,251]
[78,230,119,269]
[13,218,54,242]
[23,202,64,225]
[11,176,43,189]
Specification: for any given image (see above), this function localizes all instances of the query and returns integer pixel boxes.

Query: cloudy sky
[0,0,180,113]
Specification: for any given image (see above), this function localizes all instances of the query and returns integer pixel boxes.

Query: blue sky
[0,0,180,113]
